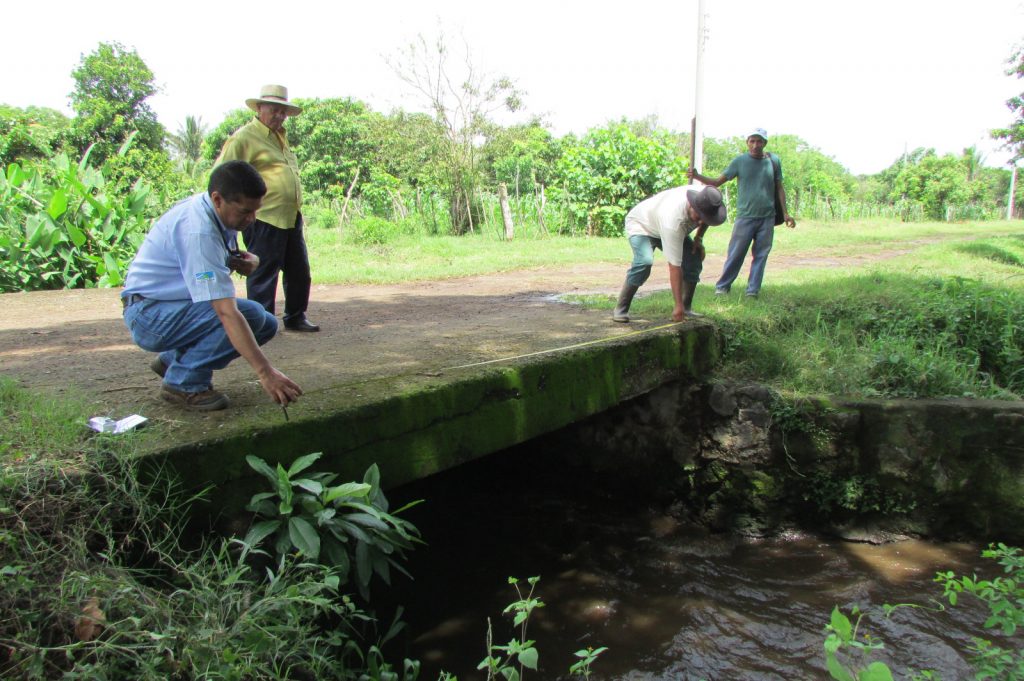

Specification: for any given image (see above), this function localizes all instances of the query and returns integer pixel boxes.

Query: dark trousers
[241,216,311,322]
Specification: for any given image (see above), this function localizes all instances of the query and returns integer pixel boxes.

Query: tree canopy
[993,41,1024,163]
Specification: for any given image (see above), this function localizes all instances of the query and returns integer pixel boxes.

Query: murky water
[384,442,994,680]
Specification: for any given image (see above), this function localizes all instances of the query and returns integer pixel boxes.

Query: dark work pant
[241,216,311,322]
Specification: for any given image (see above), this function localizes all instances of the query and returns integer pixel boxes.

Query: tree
[550,121,687,236]
[201,108,253,163]
[169,116,207,163]
[388,31,525,234]
[479,120,558,195]
[67,42,166,164]
[992,42,1024,163]
[889,150,974,220]
[287,98,378,197]
[0,105,69,166]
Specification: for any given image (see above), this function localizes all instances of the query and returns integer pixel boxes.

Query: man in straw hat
[612,184,727,323]
[690,127,796,299]
[216,84,320,332]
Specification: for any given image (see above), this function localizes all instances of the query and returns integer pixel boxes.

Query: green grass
[303,217,1023,285]
[301,217,1024,400]
[636,232,1024,400]
[306,231,625,284]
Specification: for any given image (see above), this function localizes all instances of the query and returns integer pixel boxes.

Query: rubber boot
[682,281,703,318]
[612,282,639,323]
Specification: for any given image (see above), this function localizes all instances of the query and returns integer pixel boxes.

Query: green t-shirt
[723,153,781,219]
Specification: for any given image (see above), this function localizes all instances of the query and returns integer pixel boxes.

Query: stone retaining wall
[564,381,1024,544]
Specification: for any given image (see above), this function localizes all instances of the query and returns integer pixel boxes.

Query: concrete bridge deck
[0,265,719,507]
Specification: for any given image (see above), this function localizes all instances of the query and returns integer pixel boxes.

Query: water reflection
[385,441,991,680]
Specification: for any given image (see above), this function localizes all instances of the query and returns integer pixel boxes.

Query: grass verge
[581,233,1024,400]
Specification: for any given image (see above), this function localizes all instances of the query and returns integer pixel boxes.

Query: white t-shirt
[624,185,700,266]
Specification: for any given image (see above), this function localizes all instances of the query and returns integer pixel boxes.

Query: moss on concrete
[137,322,721,518]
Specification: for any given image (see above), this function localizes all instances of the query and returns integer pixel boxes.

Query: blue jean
[715,216,775,295]
[123,297,278,393]
[625,234,703,287]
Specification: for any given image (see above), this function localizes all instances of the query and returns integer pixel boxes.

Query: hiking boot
[150,356,167,378]
[160,385,229,412]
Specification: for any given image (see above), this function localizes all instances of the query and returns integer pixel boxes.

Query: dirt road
[0,248,911,426]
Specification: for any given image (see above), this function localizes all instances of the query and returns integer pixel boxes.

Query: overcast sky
[5,0,1022,175]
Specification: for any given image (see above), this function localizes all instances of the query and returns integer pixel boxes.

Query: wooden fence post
[498,183,514,241]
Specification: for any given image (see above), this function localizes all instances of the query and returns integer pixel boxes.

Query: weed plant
[0,378,413,680]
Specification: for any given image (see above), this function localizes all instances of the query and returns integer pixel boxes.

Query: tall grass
[0,378,411,680]
[647,234,1024,400]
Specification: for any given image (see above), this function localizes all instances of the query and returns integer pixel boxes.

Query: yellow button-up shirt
[215,118,302,230]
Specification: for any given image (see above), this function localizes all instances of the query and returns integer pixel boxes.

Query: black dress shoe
[284,316,320,332]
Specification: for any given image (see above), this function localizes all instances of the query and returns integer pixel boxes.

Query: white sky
[5,0,1023,175]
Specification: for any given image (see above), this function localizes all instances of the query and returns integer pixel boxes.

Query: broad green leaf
[348,512,390,531]
[246,455,278,484]
[355,539,372,587]
[288,516,321,559]
[315,508,337,524]
[66,221,86,248]
[372,551,392,584]
[242,520,280,548]
[323,537,351,581]
[825,653,856,681]
[102,253,122,285]
[336,519,371,544]
[293,478,324,495]
[287,452,322,477]
[860,662,894,681]
[46,190,68,219]
[25,215,50,249]
[830,606,852,640]
[323,482,371,504]
[517,646,539,670]
[7,163,26,186]
[363,463,382,490]
[824,634,841,654]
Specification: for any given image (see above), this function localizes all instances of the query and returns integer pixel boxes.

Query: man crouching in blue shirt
[121,161,303,412]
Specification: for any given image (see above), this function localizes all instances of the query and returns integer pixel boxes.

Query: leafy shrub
[345,216,404,246]
[550,122,686,236]
[244,454,423,600]
[0,380,418,679]
[0,142,152,292]
[824,544,1024,681]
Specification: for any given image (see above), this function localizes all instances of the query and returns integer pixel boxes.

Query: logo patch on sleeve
[194,271,215,282]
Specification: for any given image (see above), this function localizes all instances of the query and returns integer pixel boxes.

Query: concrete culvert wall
[564,381,1024,544]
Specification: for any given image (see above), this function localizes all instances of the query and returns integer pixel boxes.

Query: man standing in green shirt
[216,85,320,332]
[690,127,796,298]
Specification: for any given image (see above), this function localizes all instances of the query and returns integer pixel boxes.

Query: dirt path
[0,247,915,424]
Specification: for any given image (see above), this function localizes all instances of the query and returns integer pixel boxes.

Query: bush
[0,145,152,292]
[0,379,418,679]
[345,216,404,246]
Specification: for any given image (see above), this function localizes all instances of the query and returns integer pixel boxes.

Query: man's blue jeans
[123,298,277,393]
[715,216,775,295]
[626,234,703,287]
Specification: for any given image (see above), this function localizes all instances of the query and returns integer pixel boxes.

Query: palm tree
[169,115,207,163]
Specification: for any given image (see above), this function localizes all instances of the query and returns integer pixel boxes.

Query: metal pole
[693,0,707,174]
[1008,164,1018,220]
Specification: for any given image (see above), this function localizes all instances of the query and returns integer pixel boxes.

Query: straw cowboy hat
[245,84,302,116]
